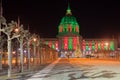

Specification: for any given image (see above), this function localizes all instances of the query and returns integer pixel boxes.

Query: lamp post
[26,34,37,70]
[33,38,37,68]
[33,35,40,68]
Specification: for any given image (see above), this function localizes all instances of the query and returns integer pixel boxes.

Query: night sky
[2,0,120,39]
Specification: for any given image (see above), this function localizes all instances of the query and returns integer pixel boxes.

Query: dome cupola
[58,3,80,36]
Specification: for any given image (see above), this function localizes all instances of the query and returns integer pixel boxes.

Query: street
[26,58,120,80]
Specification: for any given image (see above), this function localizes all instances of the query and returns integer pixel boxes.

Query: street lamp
[33,37,37,68]
[33,38,37,42]
[26,34,37,70]
[14,27,19,32]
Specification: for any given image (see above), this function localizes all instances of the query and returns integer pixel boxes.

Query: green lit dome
[58,4,80,36]
[60,15,79,25]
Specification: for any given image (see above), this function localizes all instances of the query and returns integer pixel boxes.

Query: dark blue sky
[2,0,120,38]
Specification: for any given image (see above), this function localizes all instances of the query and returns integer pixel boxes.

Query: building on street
[42,3,117,58]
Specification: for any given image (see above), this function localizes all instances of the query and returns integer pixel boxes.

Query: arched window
[68,24,72,32]
[72,28,74,32]
[76,26,79,32]
[59,26,63,32]
[64,28,66,32]
[68,27,72,32]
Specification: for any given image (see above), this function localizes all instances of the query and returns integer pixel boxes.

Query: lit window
[64,37,68,50]
[60,26,63,32]
[68,24,72,32]
[76,26,79,32]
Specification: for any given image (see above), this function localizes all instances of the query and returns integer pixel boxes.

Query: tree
[74,36,82,58]
[0,20,21,77]
[0,35,7,70]
[26,33,37,70]
[17,26,29,72]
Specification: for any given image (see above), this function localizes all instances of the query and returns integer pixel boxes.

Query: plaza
[0,0,120,80]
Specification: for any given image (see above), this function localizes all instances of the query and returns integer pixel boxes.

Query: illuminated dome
[58,4,80,36]
[60,15,78,25]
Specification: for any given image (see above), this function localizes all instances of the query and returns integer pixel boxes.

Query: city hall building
[43,4,117,58]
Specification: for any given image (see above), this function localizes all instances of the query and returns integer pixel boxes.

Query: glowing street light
[12,51,16,54]
[14,27,19,32]
[33,38,37,42]
[105,42,108,46]
[26,34,38,70]
[33,37,37,68]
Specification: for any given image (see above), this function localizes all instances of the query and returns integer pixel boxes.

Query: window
[59,26,63,32]
[68,24,72,32]
[76,26,79,32]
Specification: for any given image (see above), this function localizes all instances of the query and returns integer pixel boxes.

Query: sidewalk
[27,58,61,80]
[1,58,120,80]
[27,58,74,80]
[27,58,120,80]
[0,63,52,80]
